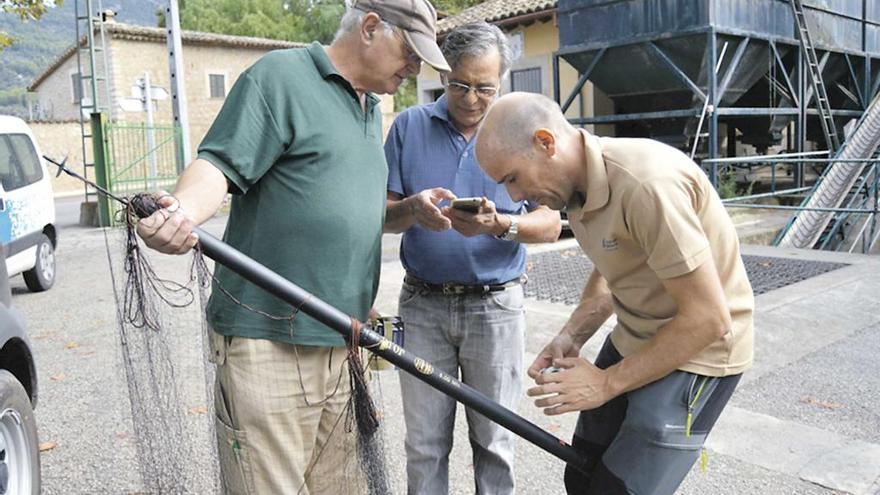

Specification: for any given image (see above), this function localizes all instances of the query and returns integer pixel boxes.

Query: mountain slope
[0,0,164,116]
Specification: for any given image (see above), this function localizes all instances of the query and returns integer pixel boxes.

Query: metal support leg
[796,48,807,187]
[553,54,560,105]
[771,39,800,107]
[647,41,707,103]
[708,31,719,163]
[561,48,606,114]
[727,124,737,158]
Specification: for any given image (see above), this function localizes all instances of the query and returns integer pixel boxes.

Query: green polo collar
[307,41,379,107]
[307,42,339,79]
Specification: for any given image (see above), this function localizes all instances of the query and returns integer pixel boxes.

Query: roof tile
[438,0,557,33]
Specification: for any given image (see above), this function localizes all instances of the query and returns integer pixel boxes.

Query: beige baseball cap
[352,0,451,72]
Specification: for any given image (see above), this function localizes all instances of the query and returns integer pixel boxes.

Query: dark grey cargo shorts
[564,336,741,495]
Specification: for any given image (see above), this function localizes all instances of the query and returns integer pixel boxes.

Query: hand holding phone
[451,197,482,213]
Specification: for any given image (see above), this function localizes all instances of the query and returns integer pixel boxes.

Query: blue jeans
[398,282,526,495]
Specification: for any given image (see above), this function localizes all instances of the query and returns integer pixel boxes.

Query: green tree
[284,0,345,44]
[1,0,63,49]
[160,0,484,112]
[394,76,417,111]
[159,0,344,45]
[165,0,485,47]
[432,0,483,16]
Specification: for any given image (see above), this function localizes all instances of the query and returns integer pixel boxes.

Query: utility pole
[165,0,191,171]
[139,72,158,189]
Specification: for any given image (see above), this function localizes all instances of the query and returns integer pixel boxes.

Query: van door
[0,134,48,258]
[0,137,16,248]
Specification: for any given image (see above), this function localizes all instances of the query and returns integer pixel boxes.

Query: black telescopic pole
[42,155,588,473]
[192,227,588,472]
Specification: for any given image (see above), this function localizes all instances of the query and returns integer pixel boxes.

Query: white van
[0,116,57,292]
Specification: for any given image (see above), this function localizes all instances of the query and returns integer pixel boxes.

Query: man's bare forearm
[561,269,614,348]
[384,195,416,233]
[172,158,230,224]
[507,206,561,243]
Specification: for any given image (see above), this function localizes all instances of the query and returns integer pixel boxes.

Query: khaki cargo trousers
[210,332,363,494]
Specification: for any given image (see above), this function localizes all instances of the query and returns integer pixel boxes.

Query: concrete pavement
[22,198,880,494]
[375,238,880,495]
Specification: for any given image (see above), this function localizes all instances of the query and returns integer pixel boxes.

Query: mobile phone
[451,197,482,213]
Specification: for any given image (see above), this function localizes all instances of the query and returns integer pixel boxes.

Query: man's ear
[534,128,556,157]
[360,13,381,43]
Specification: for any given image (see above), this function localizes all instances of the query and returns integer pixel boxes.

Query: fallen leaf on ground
[187,406,208,415]
[50,374,66,382]
[65,342,79,350]
[800,395,845,410]
[39,442,57,452]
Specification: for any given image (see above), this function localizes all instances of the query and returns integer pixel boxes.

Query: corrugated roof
[29,22,307,91]
[438,0,556,34]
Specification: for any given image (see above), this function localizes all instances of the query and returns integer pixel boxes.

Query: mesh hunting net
[100,199,394,494]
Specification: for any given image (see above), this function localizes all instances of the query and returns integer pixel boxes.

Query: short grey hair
[333,6,396,43]
[441,22,513,78]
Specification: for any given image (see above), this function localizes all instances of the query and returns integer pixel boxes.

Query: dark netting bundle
[97,195,393,494]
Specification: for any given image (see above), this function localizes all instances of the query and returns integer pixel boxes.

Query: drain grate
[523,249,848,305]
[741,255,850,294]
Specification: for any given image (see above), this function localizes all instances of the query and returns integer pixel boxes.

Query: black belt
[403,275,524,295]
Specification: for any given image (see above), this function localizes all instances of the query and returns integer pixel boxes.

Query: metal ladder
[74,0,112,202]
[790,0,839,152]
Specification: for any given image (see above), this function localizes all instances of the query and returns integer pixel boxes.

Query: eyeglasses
[446,81,498,99]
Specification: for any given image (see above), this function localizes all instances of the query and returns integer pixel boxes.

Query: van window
[0,134,43,191]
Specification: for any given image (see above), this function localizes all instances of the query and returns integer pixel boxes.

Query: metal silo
[554,0,880,160]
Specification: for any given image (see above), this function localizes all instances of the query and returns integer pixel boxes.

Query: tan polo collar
[579,129,610,213]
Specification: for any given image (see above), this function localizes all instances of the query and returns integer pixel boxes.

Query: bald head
[476,92,573,161]
[475,92,584,211]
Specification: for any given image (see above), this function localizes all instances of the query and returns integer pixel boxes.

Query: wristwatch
[496,214,519,241]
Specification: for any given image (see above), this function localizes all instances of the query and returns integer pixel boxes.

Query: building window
[511,68,542,94]
[71,72,83,102]
[209,74,226,99]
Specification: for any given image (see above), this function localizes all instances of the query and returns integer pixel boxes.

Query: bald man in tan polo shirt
[475,92,754,495]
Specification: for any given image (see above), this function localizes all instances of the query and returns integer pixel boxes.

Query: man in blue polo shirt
[384,23,561,494]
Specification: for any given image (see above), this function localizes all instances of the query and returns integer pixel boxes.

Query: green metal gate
[91,112,184,226]
[106,121,182,195]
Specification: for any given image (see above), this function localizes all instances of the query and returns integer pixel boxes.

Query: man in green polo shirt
[136,1,450,493]
[476,92,754,495]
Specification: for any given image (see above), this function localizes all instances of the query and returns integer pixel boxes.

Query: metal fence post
[175,124,185,175]
[90,112,113,227]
